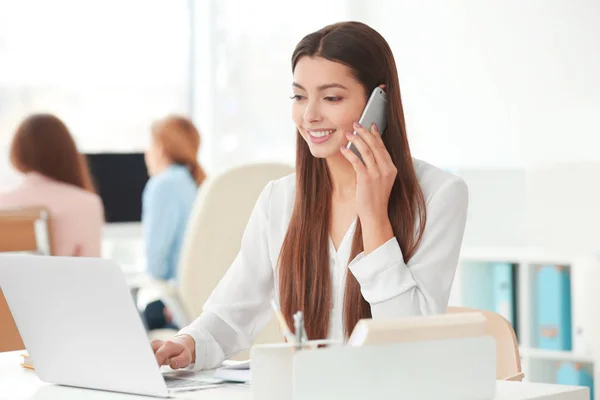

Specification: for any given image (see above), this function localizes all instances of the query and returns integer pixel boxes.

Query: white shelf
[455,245,600,398]
[520,348,594,364]
[459,246,576,265]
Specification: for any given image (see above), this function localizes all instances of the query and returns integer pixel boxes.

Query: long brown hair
[151,115,206,186]
[10,114,96,192]
[278,22,427,340]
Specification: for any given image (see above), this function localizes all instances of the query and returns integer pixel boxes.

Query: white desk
[0,351,589,400]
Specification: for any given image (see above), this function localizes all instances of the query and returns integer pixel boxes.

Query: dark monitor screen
[85,152,149,223]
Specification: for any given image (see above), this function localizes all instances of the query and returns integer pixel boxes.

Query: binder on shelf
[461,261,495,312]
[535,264,572,351]
[460,261,517,334]
[492,262,516,328]
[556,362,593,400]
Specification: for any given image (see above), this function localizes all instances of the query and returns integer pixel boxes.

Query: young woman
[142,115,206,329]
[152,21,469,370]
[0,114,103,257]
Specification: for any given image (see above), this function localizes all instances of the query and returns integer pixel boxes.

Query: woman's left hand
[341,121,397,227]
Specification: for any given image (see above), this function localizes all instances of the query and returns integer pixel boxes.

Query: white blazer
[179,158,469,370]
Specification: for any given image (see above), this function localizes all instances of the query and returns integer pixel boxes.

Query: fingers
[154,341,183,367]
[354,122,394,168]
[154,345,169,366]
[369,123,395,167]
[354,121,382,147]
[340,145,367,176]
[153,339,193,370]
[151,340,164,353]
[345,131,377,171]
[168,351,191,370]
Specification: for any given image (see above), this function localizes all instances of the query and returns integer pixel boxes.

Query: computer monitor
[85,152,149,223]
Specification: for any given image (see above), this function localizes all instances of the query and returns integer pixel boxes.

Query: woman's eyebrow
[292,82,348,91]
[317,83,348,91]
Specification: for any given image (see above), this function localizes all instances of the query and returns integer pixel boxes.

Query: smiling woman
[151,21,470,372]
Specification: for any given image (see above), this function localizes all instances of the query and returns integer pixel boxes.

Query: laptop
[0,254,223,397]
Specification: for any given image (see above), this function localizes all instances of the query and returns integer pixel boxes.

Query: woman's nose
[303,101,322,123]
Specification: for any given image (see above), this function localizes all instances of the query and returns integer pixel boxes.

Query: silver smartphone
[346,86,388,162]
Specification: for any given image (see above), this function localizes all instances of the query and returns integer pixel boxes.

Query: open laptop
[0,254,223,397]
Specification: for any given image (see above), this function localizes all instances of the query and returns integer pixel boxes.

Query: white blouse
[178,158,469,370]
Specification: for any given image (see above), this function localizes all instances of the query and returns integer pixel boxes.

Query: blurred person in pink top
[0,114,104,257]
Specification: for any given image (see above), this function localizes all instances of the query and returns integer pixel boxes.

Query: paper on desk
[215,360,251,383]
[219,359,250,370]
[214,369,251,383]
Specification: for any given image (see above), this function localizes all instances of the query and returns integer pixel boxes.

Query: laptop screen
[85,152,149,223]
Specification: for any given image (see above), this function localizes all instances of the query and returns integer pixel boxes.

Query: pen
[270,299,297,344]
[297,312,307,343]
[293,312,303,350]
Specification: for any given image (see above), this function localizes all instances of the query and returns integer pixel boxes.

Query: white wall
[0,0,191,190]
[191,0,349,175]
[355,1,600,251]
[358,0,600,169]
[526,162,600,252]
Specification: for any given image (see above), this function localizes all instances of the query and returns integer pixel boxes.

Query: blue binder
[556,362,593,400]
[535,265,572,350]
[461,261,495,312]
[492,262,515,327]
[461,261,517,331]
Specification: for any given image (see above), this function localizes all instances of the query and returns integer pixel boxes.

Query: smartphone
[346,86,388,162]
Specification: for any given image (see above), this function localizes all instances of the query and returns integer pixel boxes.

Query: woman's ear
[378,84,386,92]
[155,143,167,159]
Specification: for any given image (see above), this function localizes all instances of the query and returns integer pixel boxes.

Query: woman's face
[292,56,368,159]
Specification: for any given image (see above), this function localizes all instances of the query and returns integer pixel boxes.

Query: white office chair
[148,162,294,354]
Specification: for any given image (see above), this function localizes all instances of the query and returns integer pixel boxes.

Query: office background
[1,0,599,393]
[2,0,599,253]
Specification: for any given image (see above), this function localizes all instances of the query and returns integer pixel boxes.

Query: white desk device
[252,312,497,400]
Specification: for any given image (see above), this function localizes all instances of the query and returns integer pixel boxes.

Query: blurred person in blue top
[142,115,206,330]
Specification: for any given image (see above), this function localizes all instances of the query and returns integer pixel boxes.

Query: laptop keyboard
[164,376,223,389]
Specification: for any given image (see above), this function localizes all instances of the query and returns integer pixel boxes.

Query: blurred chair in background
[148,162,294,358]
[0,207,52,352]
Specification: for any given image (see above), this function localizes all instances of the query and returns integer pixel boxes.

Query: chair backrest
[447,306,523,381]
[0,207,53,352]
[0,288,24,352]
[0,207,52,255]
[176,163,294,350]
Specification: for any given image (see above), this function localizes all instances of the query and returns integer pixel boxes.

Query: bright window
[0,0,191,188]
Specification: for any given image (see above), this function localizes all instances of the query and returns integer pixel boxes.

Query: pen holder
[251,339,342,400]
[251,337,496,400]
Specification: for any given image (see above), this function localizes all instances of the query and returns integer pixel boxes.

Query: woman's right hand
[151,334,196,369]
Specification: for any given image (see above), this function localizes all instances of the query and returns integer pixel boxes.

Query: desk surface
[0,351,588,400]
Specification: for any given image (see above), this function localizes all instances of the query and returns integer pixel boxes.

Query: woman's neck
[150,160,173,177]
[326,153,356,199]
